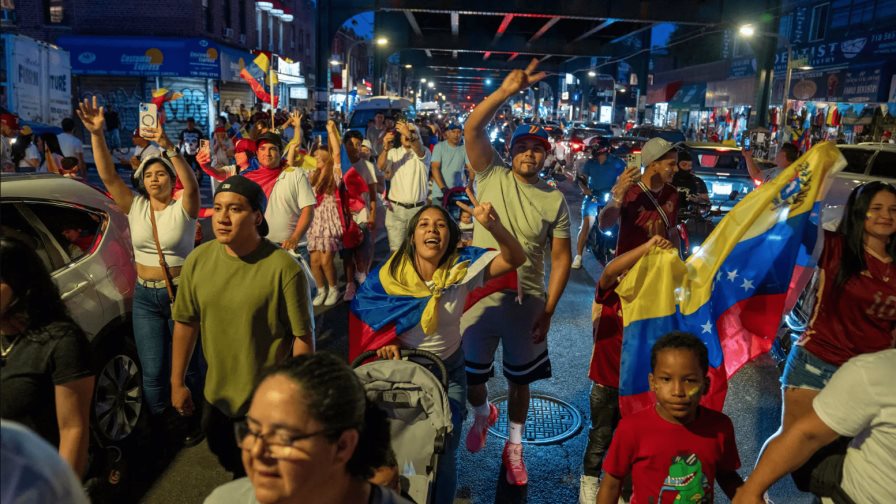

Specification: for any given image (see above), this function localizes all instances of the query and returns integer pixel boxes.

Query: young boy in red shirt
[581,234,674,502]
[597,332,744,504]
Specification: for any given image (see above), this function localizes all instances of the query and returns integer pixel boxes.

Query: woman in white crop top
[78,97,205,426]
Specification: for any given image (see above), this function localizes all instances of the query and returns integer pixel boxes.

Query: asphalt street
[102,171,811,504]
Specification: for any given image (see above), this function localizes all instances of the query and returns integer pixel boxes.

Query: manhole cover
[487,393,583,445]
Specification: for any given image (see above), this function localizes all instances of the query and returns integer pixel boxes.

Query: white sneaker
[324,287,340,306]
[312,287,327,307]
[571,255,583,269]
[579,474,599,504]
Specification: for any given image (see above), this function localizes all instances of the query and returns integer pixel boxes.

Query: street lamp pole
[780,43,793,143]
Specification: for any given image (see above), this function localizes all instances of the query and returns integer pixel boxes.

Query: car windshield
[690,149,749,174]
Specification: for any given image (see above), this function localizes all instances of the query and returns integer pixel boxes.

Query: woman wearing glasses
[204,352,412,504]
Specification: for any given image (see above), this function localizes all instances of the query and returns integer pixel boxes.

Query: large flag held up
[240,53,279,107]
[616,142,846,416]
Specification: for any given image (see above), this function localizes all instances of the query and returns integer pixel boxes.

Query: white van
[347,96,416,135]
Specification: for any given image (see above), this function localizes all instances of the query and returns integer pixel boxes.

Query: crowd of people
[1,56,894,504]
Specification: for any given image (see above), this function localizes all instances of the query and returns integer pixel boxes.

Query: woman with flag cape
[349,189,525,504]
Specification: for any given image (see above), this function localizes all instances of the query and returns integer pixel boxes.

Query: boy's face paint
[649,348,707,424]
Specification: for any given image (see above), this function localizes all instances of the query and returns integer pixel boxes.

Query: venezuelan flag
[349,246,517,361]
[616,142,846,416]
[240,53,279,107]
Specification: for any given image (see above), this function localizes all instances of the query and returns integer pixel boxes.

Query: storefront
[57,35,221,141]
[769,63,896,145]
[667,83,706,131]
[275,57,308,110]
[705,78,756,144]
[218,45,256,118]
[645,81,682,126]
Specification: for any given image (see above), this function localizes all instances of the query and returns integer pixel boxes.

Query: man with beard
[461,58,572,487]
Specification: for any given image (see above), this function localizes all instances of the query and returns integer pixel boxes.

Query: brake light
[753,178,762,186]
[570,140,584,152]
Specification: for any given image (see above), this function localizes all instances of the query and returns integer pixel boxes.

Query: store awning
[668,84,706,110]
[706,78,756,108]
[646,81,682,105]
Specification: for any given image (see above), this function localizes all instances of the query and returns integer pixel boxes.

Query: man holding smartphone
[377,120,431,251]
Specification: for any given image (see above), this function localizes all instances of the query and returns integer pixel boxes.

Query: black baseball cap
[216,176,269,236]
[255,132,283,151]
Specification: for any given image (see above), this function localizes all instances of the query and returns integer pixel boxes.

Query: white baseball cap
[641,137,677,167]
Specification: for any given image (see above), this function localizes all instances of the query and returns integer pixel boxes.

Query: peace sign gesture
[456,187,501,231]
[499,58,548,96]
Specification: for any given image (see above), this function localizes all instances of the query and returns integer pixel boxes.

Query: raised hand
[141,126,173,150]
[395,121,412,139]
[456,187,500,231]
[611,165,642,201]
[76,96,106,135]
[499,58,548,96]
[291,110,303,127]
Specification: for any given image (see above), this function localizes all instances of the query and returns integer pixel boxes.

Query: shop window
[849,0,874,26]
[870,151,895,177]
[44,0,64,24]
[239,0,246,34]
[202,0,212,33]
[809,3,829,41]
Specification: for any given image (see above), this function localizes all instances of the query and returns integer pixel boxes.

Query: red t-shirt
[616,184,679,257]
[799,231,896,366]
[589,284,623,388]
[604,406,741,504]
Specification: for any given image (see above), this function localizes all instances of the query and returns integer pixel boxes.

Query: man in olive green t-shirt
[170,176,314,476]
[460,59,572,487]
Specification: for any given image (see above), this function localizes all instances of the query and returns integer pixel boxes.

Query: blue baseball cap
[445,123,463,131]
[510,124,552,152]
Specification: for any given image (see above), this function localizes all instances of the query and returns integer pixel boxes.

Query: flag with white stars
[615,142,846,416]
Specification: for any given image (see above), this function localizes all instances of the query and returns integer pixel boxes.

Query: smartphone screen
[744,137,751,150]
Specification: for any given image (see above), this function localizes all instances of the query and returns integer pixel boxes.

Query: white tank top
[127,195,196,268]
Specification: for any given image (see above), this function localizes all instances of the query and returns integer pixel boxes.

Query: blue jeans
[416,349,467,504]
[133,283,204,415]
[780,345,839,391]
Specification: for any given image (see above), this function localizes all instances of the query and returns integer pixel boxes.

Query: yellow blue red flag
[616,142,846,416]
[240,53,279,107]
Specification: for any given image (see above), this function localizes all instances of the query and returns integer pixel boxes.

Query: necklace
[0,334,22,367]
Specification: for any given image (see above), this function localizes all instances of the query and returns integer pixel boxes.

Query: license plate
[712,182,732,195]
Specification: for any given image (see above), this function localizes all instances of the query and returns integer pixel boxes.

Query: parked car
[628,125,686,144]
[679,142,772,213]
[1,173,143,492]
[821,142,896,228]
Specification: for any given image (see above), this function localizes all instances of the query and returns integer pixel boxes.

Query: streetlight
[376,37,388,46]
[404,64,412,69]
[421,78,427,83]
[738,23,803,142]
[330,59,340,66]
[588,71,597,77]
[427,82,434,88]
[485,78,492,85]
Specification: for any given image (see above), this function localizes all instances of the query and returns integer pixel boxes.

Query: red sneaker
[502,441,528,486]
[465,403,498,453]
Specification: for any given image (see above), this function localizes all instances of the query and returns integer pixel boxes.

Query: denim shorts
[780,345,840,391]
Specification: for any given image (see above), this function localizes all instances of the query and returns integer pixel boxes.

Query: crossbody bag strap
[637,181,671,230]
[148,204,177,301]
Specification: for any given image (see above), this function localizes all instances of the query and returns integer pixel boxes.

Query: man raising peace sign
[461,58,573,486]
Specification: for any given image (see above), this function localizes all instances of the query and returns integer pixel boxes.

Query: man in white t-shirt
[57,118,86,177]
[734,349,896,504]
[377,120,431,251]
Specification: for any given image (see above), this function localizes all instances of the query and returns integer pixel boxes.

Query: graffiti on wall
[77,84,144,149]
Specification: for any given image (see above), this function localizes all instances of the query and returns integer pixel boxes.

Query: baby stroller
[351,349,453,504]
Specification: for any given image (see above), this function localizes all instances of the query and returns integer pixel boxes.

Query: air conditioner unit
[239,33,247,44]
[224,27,234,38]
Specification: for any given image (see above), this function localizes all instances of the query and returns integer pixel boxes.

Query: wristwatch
[163,148,180,159]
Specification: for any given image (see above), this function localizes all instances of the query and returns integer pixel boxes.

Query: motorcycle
[584,191,618,266]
